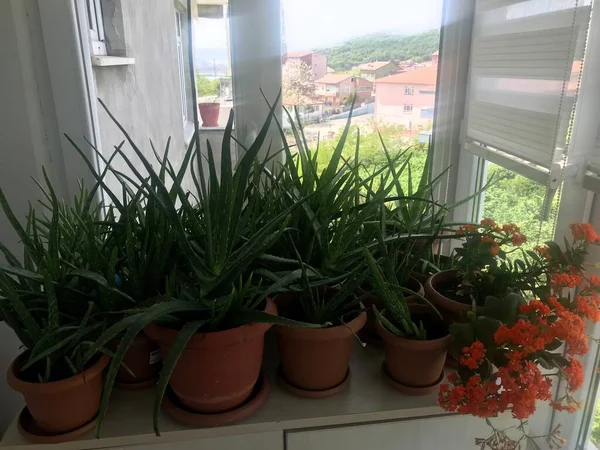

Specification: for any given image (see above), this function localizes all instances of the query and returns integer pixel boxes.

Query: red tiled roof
[358,61,393,71]
[316,73,354,84]
[375,65,438,85]
[287,51,314,58]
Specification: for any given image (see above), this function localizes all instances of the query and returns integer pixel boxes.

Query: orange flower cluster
[459,341,486,370]
[551,272,584,290]
[481,235,500,257]
[533,245,551,260]
[570,222,600,243]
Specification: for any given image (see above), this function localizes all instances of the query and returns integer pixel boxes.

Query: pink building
[315,74,373,107]
[286,51,328,80]
[374,65,438,129]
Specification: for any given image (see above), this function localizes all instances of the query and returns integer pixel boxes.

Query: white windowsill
[91,56,135,67]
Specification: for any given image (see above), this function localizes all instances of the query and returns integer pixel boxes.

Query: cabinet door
[110,431,282,450]
[287,415,516,450]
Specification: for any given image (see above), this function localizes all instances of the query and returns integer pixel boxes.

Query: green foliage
[592,403,600,447]
[196,75,220,98]
[318,30,440,71]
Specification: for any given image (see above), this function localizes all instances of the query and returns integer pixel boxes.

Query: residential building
[285,51,328,80]
[374,65,437,129]
[358,61,397,82]
[431,50,439,65]
[315,74,373,107]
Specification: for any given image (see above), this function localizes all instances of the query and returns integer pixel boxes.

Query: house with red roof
[315,73,373,107]
[358,61,398,82]
[374,65,438,128]
[285,51,328,80]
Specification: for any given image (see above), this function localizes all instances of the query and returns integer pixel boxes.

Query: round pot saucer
[18,407,96,444]
[162,373,270,427]
[381,363,444,396]
[277,366,351,399]
[115,376,157,391]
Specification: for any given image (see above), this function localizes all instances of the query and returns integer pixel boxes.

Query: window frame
[174,9,189,125]
[405,86,414,95]
[403,104,413,114]
[86,0,107,55]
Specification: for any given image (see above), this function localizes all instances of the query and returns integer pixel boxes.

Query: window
[404,104,413,114]
[86,0,107,55]
[405,86,414,95]
[175,10,188,124]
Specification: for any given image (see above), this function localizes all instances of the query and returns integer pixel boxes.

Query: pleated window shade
[462,0,592,183]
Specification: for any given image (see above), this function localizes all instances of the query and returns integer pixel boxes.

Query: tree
[282,60,316,106]
[196,75,220,98]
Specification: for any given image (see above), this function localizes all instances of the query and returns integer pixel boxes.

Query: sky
[195,0,443,51]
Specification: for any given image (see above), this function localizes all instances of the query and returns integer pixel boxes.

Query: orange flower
[459,341,486,370]
[458,224,478,233]
[551,273,584,290]
[480,218,500,231]
[481,236,500,256]
[519,300,551,317]
[575,294,600,322]
[512,233,527,246]
[564,358,584,392]
[590,275,600,286]
[502,223,521,234]
[570,223,600,243]
[533,245,551,260]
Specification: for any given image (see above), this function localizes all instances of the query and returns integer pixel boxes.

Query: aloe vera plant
[0,170,130,382]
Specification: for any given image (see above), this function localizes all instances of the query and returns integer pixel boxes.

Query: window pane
[480,161,558,247]
[281,0,442,181]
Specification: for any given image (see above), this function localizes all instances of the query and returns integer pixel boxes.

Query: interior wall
[0,0,67,435]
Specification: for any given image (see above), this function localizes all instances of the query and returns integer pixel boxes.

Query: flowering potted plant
[438,223,600,448]
[425,218,537,318]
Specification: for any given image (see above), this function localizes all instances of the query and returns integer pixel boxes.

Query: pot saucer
[18,407,96,444]
[115,376,157,391]
[162,373,270,427]
[277,366,351,398]
[381,363,444,396]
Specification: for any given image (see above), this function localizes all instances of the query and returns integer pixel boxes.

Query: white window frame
[175,10,188,125]
[86,0,107,55]
[405,86,414,95]
[403,104,413,114]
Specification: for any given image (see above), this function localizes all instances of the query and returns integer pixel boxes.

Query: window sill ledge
[92,56,135,67]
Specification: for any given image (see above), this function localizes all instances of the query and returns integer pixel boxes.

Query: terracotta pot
[275,311,367,391]
[116,333,161,384]
[145,298,276,413]
[198,103,220,127]
[377,306,451,388]
[425,269,484,317]
[7,355,109,434]
[360,277,424,339]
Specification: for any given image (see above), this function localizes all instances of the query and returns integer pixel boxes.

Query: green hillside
[317,30,440,72]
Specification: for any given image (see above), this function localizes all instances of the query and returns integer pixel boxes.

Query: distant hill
[316,30,440,72]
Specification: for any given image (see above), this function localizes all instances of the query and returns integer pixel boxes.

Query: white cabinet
[287,415,511,450]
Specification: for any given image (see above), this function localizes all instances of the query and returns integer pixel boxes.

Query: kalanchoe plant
[439,222,600,449]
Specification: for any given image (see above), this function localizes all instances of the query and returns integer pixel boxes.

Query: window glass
[281,0,443,185]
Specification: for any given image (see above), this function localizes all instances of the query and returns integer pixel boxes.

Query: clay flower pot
[425,269,484,317]
[145,298,276,413]
[7,354,109,434]
[198,102,220,127]
[116,333,161,386]
[360,277,424,341]
[275,310,366,393]
[377,307,451,393]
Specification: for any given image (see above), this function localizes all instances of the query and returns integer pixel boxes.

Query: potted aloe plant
[0,170,131,441]
[87,95,321,435]
[363,236,451,395]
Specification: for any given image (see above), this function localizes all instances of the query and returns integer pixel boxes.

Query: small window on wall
[405,86,414,95]
[404,104,413,114]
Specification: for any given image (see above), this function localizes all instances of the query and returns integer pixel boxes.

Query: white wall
[0,0,69,434]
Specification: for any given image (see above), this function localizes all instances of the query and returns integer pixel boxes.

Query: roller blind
[462,0,591,183]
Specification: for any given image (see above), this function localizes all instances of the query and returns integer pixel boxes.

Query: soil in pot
[425,269,484,319]
[7,354,109,435]
[359,277,424,343]
[198,103,220,127]
[145,298,276,413]
[377,306,451,391]
[274,290,366,394]
[115,332,161,387]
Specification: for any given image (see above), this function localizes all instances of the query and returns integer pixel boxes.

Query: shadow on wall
[0,324,23,436]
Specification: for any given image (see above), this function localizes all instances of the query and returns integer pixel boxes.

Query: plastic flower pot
[425,269,484,319]
[377,306,451,394]
[7,354,109,434]
[145,298,276,413]
[198,103,220,127]
[274,294,366,394]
